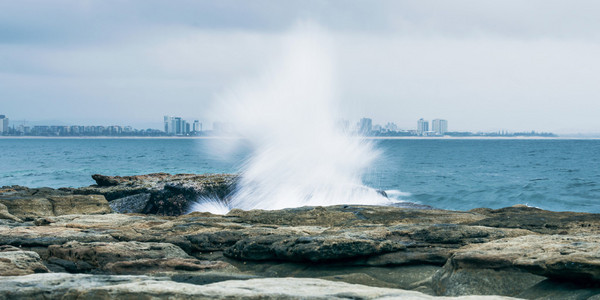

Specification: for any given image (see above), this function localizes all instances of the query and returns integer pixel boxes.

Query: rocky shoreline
[1,173,599,299]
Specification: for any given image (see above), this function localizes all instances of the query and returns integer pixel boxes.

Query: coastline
[1,135,599,140]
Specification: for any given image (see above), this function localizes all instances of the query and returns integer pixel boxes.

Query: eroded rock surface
[1,174,599,299]
[446,234,600,281]
[76,173,237,215]
[0,186,110,220]
[0,246,49,276]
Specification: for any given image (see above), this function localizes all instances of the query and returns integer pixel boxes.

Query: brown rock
[48,241,191,270]
[0,250,49,276]
[0,193,110,220]
[105,258,231,275]
[0,203,22,222]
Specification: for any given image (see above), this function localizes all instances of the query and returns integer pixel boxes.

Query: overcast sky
[2,0,600,133]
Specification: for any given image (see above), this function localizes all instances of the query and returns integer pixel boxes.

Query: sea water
[1,138,599,213]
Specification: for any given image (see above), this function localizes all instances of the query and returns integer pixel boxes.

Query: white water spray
[192,23,392,213]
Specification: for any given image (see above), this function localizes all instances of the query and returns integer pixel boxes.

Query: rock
[170,272,260,285]
[0,203,21,222]
[109,193,151,214]
[0,224,117,248]
[1,194,600,298]
[76,173,237,216]
[0,191,110,219]
[48,241,191,270]
[92,174,125,186]
[446,234,600,282]
[226,205,487,227]
[104,258,231,275]
[515,279,600,299]
[0,273,162,299]
[225,234,402,262]
[431,261,546,296]
[0,249,49,276]
[0,273,520,299]
[468,206,600,235]
[223,224,533,265]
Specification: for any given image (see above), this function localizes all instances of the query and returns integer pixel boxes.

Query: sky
[1,0,600,133]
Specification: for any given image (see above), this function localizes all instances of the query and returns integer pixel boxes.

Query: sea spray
[191,23,391,213]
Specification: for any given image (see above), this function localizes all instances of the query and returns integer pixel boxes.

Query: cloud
[2,1,600,132]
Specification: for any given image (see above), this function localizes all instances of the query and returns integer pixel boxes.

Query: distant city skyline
[2,1,600,134]
[0,113,557,137]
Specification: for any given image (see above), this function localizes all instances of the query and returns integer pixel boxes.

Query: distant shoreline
[1,136,599,140]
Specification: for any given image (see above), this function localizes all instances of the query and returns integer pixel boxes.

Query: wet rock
[515,279,600,299]
[0,273,520,299]
[431,262,545,297]
[76,173,237,216]
[108,193,151,214]
[0,248,49,276]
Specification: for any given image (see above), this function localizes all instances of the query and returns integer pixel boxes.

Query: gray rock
[0,273,520,299]
[447,234,600,282]
[224,234,402,262]
[431,261,546,296]
[109,193,151,214]
[76,173,237,216]
[515,279,600,300]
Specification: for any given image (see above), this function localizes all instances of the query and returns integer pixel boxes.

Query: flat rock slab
[469,206,600,235]
[226,205,487,227]
[105,258,231,275]
[0,193,110,220]
[0,225,116,248]
[0,273,519,299]
[0,249,48,276]
[450,234,600,281]
[48,241,192,269]
[225,234,402,262]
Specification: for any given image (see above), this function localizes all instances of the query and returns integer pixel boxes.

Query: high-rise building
[384,122,398,132]
[0,115,9,133]
[164,116,171,133]
[193,120,202,132]
[358,118,372,135]
[417,118,429,135]
[164,116,191,135]
[431,119,448,135]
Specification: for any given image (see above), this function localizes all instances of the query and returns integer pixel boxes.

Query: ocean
[1,138,599,213]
